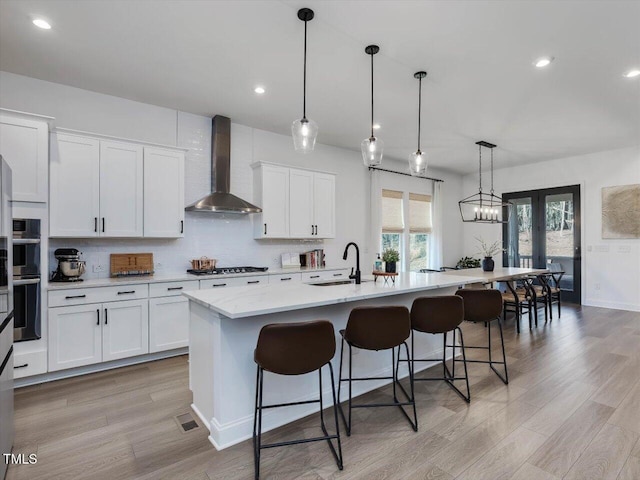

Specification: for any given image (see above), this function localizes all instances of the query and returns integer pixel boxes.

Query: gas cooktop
[187,266,269,276]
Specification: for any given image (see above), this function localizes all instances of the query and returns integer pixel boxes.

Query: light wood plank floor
[7,304,640,480]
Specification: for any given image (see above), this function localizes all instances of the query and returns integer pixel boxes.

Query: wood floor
[7,304,640,480]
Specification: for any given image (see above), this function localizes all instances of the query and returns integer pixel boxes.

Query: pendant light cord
[478,144,483,193]
[302,19,307,120]
[370,51,374,138]
[417,76,422,152]
[490,147,494,195]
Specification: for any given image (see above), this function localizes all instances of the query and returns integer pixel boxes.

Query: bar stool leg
[457,327,471,402]
[337,337,353,436]
[327,362,344,469]
[253,366,264,480]
[488,319,509,385]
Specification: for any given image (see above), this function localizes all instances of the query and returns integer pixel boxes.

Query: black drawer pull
[102,217,105,233]
[14,363,29,369]
[310,275,320,279]
[264,223,267,235]
[167,287,183,291]
[280,277,292,281]
[180,220,184,234]
[105,308,108,325]
[247,280,260,284]
[94,217,97,233]
[96,308,100,325]
[65,294,86,299]
[212,283,226,287]
[117,291,136,295]
[333,273,343,277]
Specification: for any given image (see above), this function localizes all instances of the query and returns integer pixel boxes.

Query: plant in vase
[382,248,400,273]
[475,237,503,272]
[456,256,481,269]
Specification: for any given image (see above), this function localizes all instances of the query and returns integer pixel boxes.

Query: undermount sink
[309,279,372,286]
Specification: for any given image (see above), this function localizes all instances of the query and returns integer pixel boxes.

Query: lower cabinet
[49,299,149,371]
[149,296,189,353]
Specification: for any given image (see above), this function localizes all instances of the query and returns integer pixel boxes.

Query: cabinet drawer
[268,273,302,284]
[301,270,350,283]
[13,350,47,379]
[49,284,149,307]
[149,280,199,298]
[199,275,266,290]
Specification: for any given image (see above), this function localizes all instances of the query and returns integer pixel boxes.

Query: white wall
[461,146,640,311]
[0,71,464,278]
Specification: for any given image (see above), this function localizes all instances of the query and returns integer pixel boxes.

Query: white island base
[185,272,482,450]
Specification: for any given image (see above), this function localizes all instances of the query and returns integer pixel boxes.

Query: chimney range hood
[185,115,262,214]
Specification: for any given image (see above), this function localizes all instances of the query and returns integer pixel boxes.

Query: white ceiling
[1,0,638,174]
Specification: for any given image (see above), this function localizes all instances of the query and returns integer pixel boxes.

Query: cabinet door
[259,165,289,238]
[49,304,102,371]
[102,299,149,362]
[50,133,100,237]
[144,147,185,237]
[149,296,189,353]
[313,173,336,238]
[99,140,143,237]
[0,115,48,202]
[289,168,314,238]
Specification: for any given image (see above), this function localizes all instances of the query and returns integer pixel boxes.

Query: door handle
[96,308,100,325]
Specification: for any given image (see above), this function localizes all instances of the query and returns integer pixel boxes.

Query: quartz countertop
[183,271,481,319]
[440,267,549,282]
[46,265,350,291]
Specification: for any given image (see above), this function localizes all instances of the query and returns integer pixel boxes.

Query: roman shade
[381,189,404,233]
[409,192,432,233]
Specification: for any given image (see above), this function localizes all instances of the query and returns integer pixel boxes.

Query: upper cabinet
[253,163,335,239]
[0,112,50,203]
[143,147,184,238]
[50,131,184,238]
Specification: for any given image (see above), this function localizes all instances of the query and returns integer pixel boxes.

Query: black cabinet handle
[310,275,320,279]
[102,218,105,233]
[247,280,260,284]
[333,273,343,277]
[280,277,292,281]
[311,225,314,235]
[180,220,184,234]
[96,309,100,325]
[212,283,227,287]
[105,308,108,325]
[117,290,136,295]
[264,223,267,235]
[315,225,318,235]
[167,286,183,291]
[94,217,97,233]
[14,363,29,369]
[65,294,86,299]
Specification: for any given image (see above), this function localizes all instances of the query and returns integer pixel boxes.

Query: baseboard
[583,299,640,312]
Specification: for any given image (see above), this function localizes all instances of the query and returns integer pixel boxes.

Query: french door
[502,185,581,303]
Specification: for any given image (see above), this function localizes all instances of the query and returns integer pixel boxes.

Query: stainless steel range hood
[185,115,261,214]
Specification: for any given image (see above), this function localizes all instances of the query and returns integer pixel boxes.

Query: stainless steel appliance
[12,218,41,342]
[187,266,268,276]
[0,156,14,478]
[50,248,86,282]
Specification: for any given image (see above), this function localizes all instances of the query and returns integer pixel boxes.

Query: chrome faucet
[343,242,361,285]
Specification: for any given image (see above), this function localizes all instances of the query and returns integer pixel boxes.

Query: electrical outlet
[93,264,105,273]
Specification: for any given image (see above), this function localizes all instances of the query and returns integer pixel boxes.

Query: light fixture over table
[409,71,427,176]
[291,8,318,153]
[458,141,513,224]
[362,45,383,166]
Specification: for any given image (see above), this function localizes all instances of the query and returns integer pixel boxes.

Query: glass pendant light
[362,45,383,166]
[409,71,427,176]
[292,8,318,153]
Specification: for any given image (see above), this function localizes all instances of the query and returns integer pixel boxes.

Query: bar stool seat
[253,320,343,480]
[337,306,417,435]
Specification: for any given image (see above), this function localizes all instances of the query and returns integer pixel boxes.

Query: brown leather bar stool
[337,306,417,435]
[253,320,343,480]
[409,296,470,402]
[455,289,509,384]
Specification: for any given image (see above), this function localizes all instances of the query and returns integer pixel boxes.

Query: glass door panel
[506,197,533,268]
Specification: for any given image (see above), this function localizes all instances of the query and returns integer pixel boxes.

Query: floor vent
[176,412,200,433]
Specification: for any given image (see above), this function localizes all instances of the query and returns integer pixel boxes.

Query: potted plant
[382,248,400,273]
[475,237,503,272]
[455,256,481,269]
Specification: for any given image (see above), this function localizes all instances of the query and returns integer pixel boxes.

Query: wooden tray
[110,253,154,277]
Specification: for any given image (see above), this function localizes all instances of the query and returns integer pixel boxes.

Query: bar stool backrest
[255,320,336,375]
[411,295,464,334]
[455,289,503,322]
[345,306,410,350]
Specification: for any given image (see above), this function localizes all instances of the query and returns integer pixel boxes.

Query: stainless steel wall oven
[12,218,41,342]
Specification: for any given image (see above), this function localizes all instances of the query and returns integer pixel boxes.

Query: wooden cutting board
[110,253,154,277]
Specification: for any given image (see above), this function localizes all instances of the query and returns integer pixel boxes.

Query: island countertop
[182,271,481,319]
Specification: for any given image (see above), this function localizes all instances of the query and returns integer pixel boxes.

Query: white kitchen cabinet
[99,140,143,237]
[49,304,102,371]
[50,133,100,237]
[253,164,289,238]
[0,113,49,203]
[144,146,185,238]
[199,275,267,289]
[149,296,189,353]
[301,269,350,283]
[102,299,149,362]
[268,273,302,284]
[253,163,335,239]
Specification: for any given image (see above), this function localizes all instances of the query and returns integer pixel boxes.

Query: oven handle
[13,278,41,286]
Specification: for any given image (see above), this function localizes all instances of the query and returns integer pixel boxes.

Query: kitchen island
[184,271,484,450]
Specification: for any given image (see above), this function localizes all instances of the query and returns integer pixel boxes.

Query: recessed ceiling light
[32,18,51,29]
[373,123,381,130]
[624,69,640,78]
[254,86,265,94]
[534,56,554,68]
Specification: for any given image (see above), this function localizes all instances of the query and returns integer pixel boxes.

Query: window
[409,193,431,271]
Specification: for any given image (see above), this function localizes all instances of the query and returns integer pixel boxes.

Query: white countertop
[183,271,480,319]
[46,265,349,290]
[440,267,549,282]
